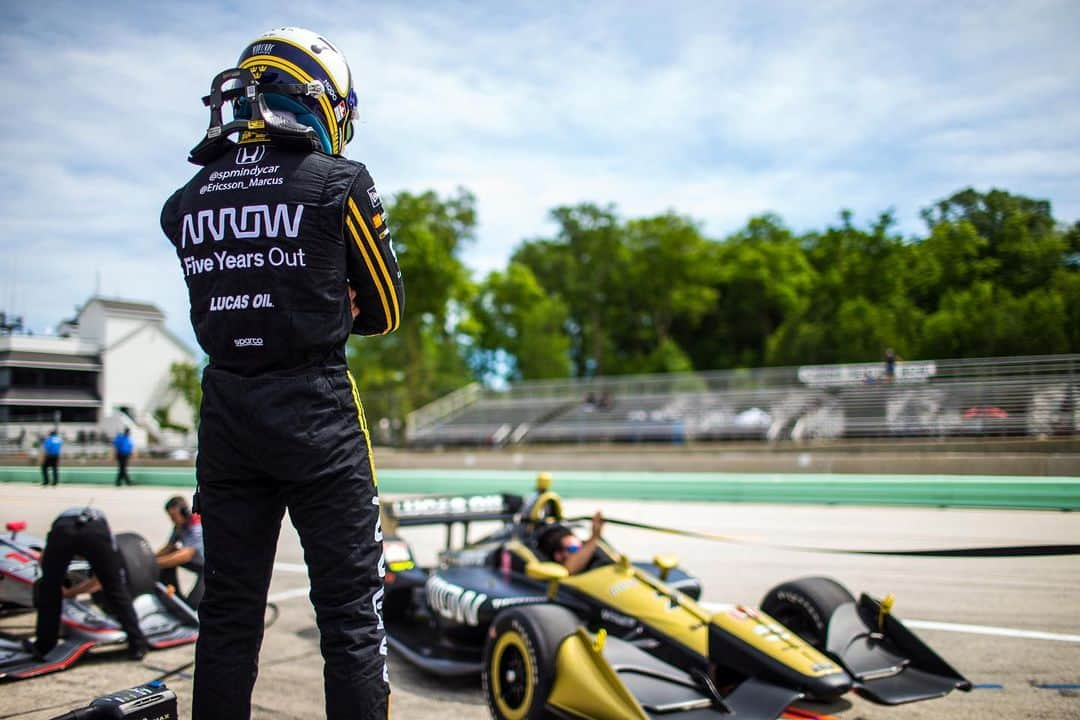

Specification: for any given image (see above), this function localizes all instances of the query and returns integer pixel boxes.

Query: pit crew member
[28,507,149,660]
[156,495,205,609]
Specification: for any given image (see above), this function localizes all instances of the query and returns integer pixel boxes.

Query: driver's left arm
[562,537,600,575]
[564,511,605,575]
[343,168,403,337]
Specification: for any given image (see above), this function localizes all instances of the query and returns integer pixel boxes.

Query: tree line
[341,187,1079,431]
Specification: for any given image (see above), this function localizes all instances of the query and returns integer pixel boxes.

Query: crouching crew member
[157,495,205,609]
[28,507,149,660]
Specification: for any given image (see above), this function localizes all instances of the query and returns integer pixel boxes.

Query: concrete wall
[375,441,1080,477]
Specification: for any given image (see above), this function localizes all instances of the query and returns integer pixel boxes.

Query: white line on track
[273,562,309,573]
[903,619,1080,643]
[267,586,313,603]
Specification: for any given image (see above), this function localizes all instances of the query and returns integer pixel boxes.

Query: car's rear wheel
[761,576,854,650]
[482,605,579,720]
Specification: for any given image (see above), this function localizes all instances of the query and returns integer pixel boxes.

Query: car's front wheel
[760,575,855,650]
[482,605,579,720]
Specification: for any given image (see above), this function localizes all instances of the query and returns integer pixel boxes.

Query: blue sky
[1,1,1078,348]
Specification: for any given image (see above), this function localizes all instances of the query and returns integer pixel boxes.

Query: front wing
[547,629,833,720]
[826,594,971,704]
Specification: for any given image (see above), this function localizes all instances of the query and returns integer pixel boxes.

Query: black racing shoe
[21,638,46,661]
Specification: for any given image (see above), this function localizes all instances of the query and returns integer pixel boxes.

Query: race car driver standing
[160,28,402,720]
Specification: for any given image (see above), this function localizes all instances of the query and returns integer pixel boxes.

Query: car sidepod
[560,564,852,698]
[706,606,853,701]
[0,531,44,609]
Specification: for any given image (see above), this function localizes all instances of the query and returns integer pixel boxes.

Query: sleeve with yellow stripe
[343,168,404,336]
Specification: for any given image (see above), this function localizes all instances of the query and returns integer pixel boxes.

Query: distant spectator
[114,428,134,487]
[1059,385,1076,435]
[598,391,615,411]
[963,406,1009,420]
[40,430,62,486]
[883,348,900,383]
[583,392,597,411]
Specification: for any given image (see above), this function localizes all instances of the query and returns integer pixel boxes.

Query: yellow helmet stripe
[259,35,349,99]
[240,55,338,151]
[240,55,339,152]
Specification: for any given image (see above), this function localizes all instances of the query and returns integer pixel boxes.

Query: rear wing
[383,493,523,531]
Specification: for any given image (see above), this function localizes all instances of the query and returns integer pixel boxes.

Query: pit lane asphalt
[1,484,1078,719]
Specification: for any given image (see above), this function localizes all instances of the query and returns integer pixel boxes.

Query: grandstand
[405,354,1079,447]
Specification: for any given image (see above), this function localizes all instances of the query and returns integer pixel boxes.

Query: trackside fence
[406,354,1080,446]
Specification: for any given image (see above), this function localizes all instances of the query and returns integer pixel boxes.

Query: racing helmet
[534,523,574,560]
[235,27,359,155]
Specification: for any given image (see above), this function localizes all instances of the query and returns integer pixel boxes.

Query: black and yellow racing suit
[161,141,402,720]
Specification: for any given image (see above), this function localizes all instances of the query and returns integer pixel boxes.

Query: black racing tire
[760,576,855,651]
[482,605,580,720]
[114,532,160,598]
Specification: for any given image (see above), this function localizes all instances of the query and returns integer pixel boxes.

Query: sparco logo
[235,145,266,165]
[234,337,264,348]
[181,204,304,248]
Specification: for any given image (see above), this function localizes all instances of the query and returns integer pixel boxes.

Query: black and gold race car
[381,475,970,720]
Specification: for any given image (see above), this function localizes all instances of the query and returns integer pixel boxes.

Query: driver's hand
[591,511,604,540]
[347,285,360,320]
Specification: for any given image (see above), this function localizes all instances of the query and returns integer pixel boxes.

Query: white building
[0,297,197,450]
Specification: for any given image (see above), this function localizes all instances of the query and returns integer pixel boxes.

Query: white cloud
[1,0,1078,343]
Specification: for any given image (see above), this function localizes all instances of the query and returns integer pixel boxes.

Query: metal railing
[406,354,1079,446]
[404,382,483,440]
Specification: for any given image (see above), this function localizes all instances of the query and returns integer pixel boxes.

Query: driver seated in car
[537,511,605,575]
